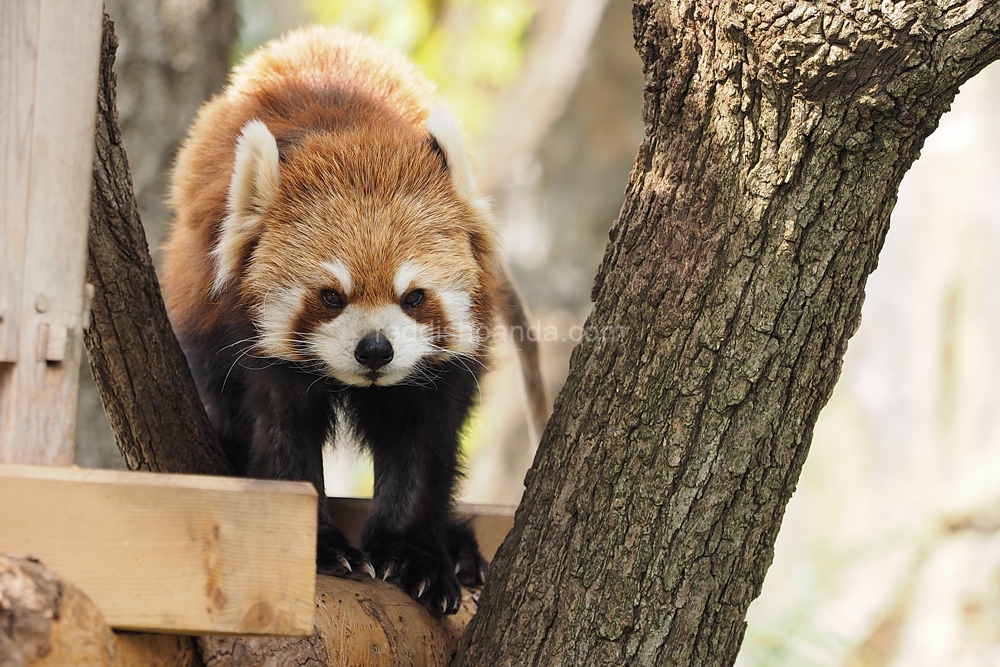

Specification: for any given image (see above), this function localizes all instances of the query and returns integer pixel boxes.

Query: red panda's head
[211,107,498,387]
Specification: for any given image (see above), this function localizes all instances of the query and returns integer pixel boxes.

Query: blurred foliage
[232,0,282,64]
[306,0,536,136]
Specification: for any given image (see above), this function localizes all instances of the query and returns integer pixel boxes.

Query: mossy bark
[454,2,1000,665]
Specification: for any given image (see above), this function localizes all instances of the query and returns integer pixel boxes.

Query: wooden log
[199,575,479,667]
[0,0,104,463]
[0,465,317,636]
[0,554,116,667]
[190,501,511,664]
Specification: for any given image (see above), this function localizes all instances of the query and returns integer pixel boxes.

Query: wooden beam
[0,0,103,463]
[0,465,317,636]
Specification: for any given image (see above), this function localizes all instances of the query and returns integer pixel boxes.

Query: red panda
[160,26,547,615]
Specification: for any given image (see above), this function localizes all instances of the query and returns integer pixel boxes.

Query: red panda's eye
[402,289,424,308]
[321,289,345,309]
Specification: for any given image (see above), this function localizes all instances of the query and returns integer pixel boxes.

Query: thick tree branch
[454,2,1000,665]
[85,14,230,477]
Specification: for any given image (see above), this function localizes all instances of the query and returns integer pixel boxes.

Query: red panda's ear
[426,107,490,217]
[212,120,280,294]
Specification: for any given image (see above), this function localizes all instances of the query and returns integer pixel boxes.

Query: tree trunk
[76,0,235,469]
[453,3,1000,665]
[85,14,231,476]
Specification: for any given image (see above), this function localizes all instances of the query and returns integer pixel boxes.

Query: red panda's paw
[452,549,488,589]
[317,543,376,580]
[367,542,463,616]
[446,520,489,588]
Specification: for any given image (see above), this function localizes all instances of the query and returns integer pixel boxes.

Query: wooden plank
[0,0,103,463]
[0,465,318,636]
[329,497,515,562]
[0,0,40,363]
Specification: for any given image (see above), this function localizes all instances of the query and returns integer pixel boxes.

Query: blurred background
[76,1,1000,664]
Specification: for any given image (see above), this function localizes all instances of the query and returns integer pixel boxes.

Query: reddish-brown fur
[162,28,500,349]
[160,27,548,613]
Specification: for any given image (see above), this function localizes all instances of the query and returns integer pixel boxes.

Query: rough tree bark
[76,0,235,469]
[454,2,1000,666]
[85,14,231,477]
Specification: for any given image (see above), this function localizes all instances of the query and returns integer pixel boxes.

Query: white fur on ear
[212,119,281,294]
[426,107,482,204]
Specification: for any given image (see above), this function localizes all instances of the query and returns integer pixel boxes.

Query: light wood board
[0,0,104,463]
[0,465,318,636]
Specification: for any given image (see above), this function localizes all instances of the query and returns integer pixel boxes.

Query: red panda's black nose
[355,333,394,371]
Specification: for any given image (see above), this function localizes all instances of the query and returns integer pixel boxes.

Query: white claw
[440,599,448,614]
[382,562,396,581]
[362,561,376,579]
[338,556,352,573]
[416,579,428,598]
[455,563,462,575]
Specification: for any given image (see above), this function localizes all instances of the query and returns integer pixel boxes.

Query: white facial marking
[260,262,482,386]
[310,304,432,387]
[393,261,421,298]
[322,259,352,295]
[438,289,478,354]
[257,285,307,358]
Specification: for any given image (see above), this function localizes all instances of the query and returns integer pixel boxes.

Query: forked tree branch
[453,2,1000,665]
